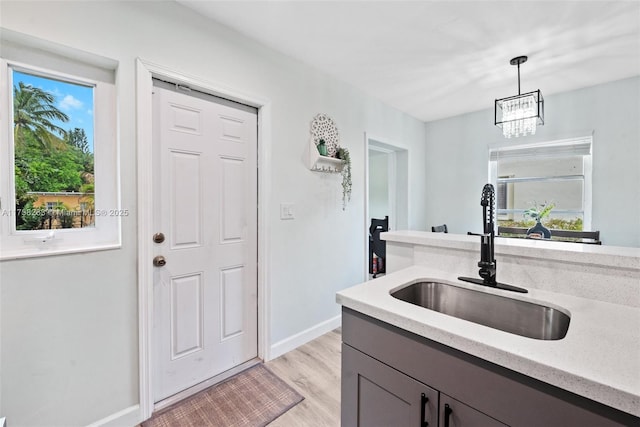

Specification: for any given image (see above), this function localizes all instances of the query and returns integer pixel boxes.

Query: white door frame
[135,58,272,420]
[363,133,410,281]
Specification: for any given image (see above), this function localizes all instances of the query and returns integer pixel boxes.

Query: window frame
[488,136,593,230]
[496,174,515,220]
[0,58,120,260]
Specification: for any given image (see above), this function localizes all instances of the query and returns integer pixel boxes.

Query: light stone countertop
[336,265,640,417]
[382,230,640,270]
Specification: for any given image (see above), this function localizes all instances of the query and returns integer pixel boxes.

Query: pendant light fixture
[495,56,544,138]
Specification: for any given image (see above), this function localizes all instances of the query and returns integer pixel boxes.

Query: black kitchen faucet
[458,184,528,293]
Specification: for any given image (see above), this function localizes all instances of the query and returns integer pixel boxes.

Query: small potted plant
[524,201,554,239]
[336,147,351,210]
[316,138,328,156]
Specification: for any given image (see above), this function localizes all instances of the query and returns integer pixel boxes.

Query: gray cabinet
[343,343,504,427]
[341,307,639,427]
[342,344,438,427]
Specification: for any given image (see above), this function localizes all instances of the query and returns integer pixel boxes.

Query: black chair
[431,224,448,233]
[369,216,389,278]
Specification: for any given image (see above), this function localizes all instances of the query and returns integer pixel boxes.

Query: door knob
[153,232,165,243]
[153,255,167,267]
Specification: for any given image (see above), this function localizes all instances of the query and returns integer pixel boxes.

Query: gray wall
[424,77,640,248]
[0,1,428,425]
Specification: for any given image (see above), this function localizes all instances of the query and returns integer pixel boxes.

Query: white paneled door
[152,81,258,402]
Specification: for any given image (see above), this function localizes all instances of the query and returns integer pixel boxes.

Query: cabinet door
[440,393,507,427]
[342,344,438,427]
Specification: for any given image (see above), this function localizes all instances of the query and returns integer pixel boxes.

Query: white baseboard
[268,314,341,360]
[86,404,141,427]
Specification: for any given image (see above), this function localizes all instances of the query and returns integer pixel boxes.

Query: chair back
[370,216,389,257]
[431,224,448,233]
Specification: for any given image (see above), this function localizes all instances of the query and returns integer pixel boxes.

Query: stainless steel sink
[391,282,570,340]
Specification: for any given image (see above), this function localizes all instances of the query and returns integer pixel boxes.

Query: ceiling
[177,1,640,123]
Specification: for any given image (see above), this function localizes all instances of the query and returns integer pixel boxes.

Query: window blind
[490,137,592,161]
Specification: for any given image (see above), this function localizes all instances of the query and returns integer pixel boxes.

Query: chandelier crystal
[495,56,544,138]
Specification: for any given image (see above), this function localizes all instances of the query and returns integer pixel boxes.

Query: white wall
[424,77,640,247]
[368,151,389,222]
[0,1,428,425]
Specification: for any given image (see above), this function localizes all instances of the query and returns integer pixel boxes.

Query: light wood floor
[266,328,342,427]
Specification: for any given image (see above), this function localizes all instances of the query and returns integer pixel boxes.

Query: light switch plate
[280,203,295,220]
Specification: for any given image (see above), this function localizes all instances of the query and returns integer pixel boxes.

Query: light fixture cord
[517,62,521,95]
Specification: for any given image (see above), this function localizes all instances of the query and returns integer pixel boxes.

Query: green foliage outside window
[12,79,95,230]
[498,217,583,231]
[499,201,583,231]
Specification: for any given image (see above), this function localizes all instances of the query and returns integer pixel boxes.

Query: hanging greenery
[337,147,351,210]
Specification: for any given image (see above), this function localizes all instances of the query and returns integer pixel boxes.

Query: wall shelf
[308,140,344,173]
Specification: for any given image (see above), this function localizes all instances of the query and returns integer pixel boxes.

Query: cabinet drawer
[342,344,438,427]
[440,393,507,427]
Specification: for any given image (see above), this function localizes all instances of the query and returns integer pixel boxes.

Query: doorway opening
[365,135,409,280]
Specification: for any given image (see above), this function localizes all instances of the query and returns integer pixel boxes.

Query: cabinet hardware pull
[420,393,429,427]
[444,403,452,427]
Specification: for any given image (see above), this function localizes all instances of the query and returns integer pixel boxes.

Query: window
[496,175,514,220]
[12,69,96,231]
[1,31,120,259]
[13,69,95,230]
[489,137,592,231]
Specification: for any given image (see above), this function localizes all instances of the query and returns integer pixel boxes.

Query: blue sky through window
[13,70,94,153]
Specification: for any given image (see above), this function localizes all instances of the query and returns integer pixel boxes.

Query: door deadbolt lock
[153,255,167,267]
[153,232,165,244]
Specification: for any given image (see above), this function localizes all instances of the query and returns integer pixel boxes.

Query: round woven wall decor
[310,113,339,157]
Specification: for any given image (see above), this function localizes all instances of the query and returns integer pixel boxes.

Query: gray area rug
[143,364,304,427]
